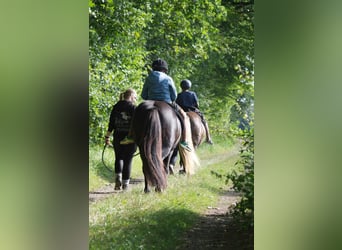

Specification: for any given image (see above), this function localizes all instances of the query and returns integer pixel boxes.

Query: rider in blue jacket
[141,67,177,103]
[121,59,192,151]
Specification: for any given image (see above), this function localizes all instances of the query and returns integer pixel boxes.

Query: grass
[89,137,240,250]
[89,145,143,191]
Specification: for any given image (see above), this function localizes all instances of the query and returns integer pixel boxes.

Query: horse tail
[179,114,200,175]
[143,105,167,190]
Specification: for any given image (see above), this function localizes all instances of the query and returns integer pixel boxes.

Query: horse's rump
[132,101,167,189]
[187,111,206,148]
[132,101,181,191]
[132,101,198,192]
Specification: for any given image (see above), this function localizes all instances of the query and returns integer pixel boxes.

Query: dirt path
[89,178,144,202]
[176,188,253,250]
[90,185,253,249]
[175,144,253,249]
[175,145,253,249]
[90,144,253,249]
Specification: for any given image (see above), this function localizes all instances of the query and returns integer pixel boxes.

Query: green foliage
[89,0,254,144]
[89,0,150,143]
[226,127,254,227]
[229,83,254,132]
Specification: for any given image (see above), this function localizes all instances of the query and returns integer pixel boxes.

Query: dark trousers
[113,133,137,180]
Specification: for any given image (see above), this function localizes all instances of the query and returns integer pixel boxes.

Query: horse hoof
[169,164,175,175]
[206,139,214,145]
[179,170,186,175]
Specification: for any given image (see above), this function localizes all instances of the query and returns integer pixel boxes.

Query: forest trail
[90,144,253,249]
[176,144,253,250]
[176,187,253,250]
[89,144,239,202]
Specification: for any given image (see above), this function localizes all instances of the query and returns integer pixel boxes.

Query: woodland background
[89,0,254,144]
[2,1,341,249]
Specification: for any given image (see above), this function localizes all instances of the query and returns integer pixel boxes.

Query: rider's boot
[175,105,192,152]
[180,141,191,151]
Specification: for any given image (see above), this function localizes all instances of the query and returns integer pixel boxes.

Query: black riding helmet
[180,79,192,90]
[152,58,168,72]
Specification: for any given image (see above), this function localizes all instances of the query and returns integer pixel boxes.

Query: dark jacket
[176,90,199,111]
[107,100,135,138]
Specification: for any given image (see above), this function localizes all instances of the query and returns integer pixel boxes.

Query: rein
[102,144,140,172]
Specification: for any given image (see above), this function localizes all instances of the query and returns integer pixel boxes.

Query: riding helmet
[152,58,168,72]
[180,79,192,90]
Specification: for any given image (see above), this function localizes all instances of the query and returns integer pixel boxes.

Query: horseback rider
[120,58,192,152]
[176,79,213,145]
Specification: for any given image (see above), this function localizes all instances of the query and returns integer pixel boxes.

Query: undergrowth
[222,128,254,228]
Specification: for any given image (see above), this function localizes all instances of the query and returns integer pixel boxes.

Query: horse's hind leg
[144,176,150,193]
[179,158,185,174]
[168,149,179,175]
[164,155,174,175]
[169,165,174,175]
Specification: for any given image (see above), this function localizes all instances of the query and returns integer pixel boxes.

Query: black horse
[131,100,198,192]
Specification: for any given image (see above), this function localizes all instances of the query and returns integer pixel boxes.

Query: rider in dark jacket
[176,79,213,144]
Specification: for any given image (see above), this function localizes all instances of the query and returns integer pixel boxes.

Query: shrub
[226,127,254,227]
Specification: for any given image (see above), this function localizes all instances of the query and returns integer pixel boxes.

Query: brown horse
[131,100,198,192]
[169,111,206,172]
[187,111,206,148]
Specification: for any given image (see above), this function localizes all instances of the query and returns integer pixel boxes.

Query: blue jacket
[141,71,177,103]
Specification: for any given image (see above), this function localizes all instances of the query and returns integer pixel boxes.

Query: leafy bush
[226,127,254,226]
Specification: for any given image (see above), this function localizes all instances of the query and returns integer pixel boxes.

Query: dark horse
[131,100,198,192]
